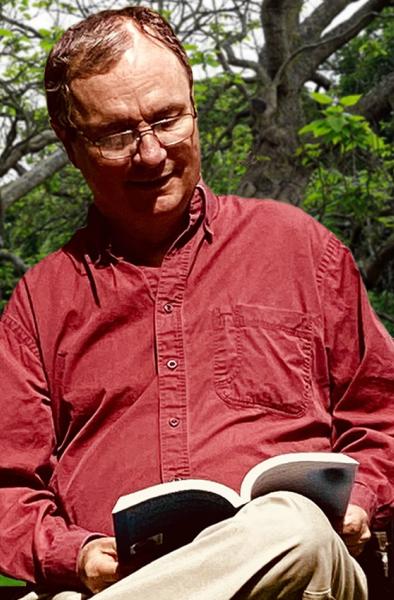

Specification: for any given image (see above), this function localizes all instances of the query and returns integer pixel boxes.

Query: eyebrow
[91,103,188,137]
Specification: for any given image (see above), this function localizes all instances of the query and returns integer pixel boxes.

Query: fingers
[342,526,371,556]
[77,536,121,594]
[341,504,371,557]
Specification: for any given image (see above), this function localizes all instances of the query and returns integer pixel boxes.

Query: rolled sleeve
[318,237,394,526]
[0,292,99,588]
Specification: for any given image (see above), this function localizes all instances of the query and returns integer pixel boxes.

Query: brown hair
[45,6,194,132]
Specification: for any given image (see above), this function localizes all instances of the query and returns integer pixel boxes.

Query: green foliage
[335,10,394,96]
[1,0,393,329]
[299,94,384,153]
[299,92,393,230]
[0,262,19,310]
[185,43,219,68]
[368,291,394,336]
[0,167,89,310]
[0,574,26,586]
[298,91,394,332]
[333,8,394,143]
[195,73,253,193]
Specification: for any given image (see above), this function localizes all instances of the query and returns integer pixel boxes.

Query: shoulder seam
[1,314,40,358]
[316,234,342,285]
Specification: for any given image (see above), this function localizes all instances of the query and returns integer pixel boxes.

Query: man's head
[45,7,200,231]
[45,6,194,135]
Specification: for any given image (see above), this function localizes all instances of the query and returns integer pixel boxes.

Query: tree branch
[220,41,262,75]
[261,0,294,78]
[354,71,394,125]
[0,130,59,177]
[0,250,28,275]
[301,0,355,40]
[0,149,69,208]
[364,234,394,288]
[376,311,394,325]
[0,13,44,38]
[302,0,394,77]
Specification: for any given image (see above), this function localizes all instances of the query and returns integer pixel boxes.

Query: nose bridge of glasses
[133,125,168,163]
[137,125,158,142]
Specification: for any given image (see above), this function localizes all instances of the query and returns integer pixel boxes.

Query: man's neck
[105,210,189,267]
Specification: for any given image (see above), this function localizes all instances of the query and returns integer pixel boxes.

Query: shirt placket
[155,243,193,482]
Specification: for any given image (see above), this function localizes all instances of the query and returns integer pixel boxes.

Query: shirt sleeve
[318,235,394,528]
[0,284,101,589]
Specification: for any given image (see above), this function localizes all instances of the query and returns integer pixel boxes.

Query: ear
[50,119,80,169]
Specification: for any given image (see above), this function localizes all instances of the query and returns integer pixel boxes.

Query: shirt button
[166,359,178,370]
[163,303,173,313]
[169,417,180,427]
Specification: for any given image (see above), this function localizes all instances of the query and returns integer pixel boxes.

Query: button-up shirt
[0,182,393,589]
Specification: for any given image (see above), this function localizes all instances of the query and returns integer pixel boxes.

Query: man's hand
[77,537,121,594]
[340,504,371,557]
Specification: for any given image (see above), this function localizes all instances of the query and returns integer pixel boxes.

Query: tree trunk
[238,89,309,204]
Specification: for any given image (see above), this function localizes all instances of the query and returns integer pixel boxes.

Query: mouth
[127,172,173,189]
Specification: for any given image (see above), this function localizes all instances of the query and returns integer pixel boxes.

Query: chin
[135,179,191,214]
[150,195,186,217]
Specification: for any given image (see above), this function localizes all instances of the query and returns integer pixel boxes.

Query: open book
[112,452,358,565]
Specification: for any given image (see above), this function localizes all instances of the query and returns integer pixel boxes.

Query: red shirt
[0,183,393,589]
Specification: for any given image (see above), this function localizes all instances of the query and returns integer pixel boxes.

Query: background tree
[0,0,393,330]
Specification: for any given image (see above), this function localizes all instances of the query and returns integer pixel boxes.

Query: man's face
[66,29,200,229]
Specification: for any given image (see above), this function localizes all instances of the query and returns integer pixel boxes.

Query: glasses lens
[98,113,195,159]
[99,131,136,160]
[154,114,194,146]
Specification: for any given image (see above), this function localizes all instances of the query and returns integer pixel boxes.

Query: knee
[239,491,338,562]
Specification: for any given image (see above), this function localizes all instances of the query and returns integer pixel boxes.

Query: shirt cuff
[41,527,106,591]
[349,480,377,522]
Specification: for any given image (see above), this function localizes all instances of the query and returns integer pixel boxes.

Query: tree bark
[237,0,394,203]
[354,72,394,125]
[0,250,28,275]
[0,149,69,209]
[364,234,394,288]
[0,130,59,178]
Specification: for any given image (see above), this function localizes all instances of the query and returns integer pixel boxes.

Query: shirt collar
[83,179,214,266]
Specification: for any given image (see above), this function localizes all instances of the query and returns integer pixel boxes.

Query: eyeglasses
[76,112,196,160]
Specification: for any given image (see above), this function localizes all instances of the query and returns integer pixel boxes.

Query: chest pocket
[212,305,313,416]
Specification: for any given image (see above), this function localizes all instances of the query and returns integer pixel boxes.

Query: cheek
[173,136,200,175]
[80,158,126,192]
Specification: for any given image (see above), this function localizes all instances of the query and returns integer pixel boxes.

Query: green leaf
[310,91,332,105]
[38,28,52,37]
[339,95,362,107]
[40,38,53,52]
[327,115,345,132]
[365,132,386,150]
[0,28,13,37]
[184,43,198,52]
[299,120,325,136]
[325,105,344,115]
[376,216,394,227]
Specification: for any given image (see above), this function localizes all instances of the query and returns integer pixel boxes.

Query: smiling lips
[128,172,173,188]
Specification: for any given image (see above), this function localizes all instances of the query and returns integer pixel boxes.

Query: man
[0,6,393,600]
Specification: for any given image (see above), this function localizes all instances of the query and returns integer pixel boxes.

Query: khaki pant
[23,492,367,600]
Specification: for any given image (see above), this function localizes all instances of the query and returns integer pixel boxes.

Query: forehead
[69,29,191,129]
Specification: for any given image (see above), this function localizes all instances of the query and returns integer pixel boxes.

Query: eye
[155,121,174,133]
[101,131,133,150]
[154,116,180,133]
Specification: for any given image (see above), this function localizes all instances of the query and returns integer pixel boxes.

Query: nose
[132,131,167,167]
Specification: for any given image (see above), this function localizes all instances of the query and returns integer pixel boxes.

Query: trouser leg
[22,491,367,600]
[20,594,85,600]
[97,491,367,600]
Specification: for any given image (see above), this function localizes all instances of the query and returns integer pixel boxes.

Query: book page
[240,453,358,518]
